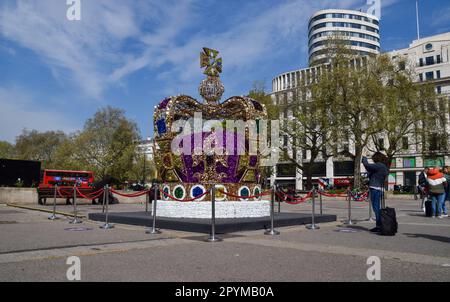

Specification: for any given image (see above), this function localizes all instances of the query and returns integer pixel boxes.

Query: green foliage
[269,35,439,188]
[127,151,157,183]
[14,130,67,168]
[0,141,15,158]
[58,106,141,182]
[16,106,146,183]
[248,81,279,120]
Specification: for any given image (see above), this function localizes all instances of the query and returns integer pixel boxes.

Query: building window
[425,72,434,81]
[403,157,416,168]
[402,137,409,150]
[419,73,423,82]
[419,58,424,67]
[378,138,385,150]
[429,134,439,151]
[425,56,434,66]
[436,70,441,79]
[437,86,442,94]
[437,55,442,64]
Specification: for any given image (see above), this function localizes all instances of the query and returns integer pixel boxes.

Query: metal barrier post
[346,189,354,225]
[319,191,323,215]
[205,185,222,242]
[69,185,82,224]
[306,189,320,230]
[48,184,59,220]
[100,185,114,229]
[102,186,106,213]
[265,186,280,235]
[146,183,161,234]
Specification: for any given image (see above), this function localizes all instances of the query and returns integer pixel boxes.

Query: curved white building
[308,9,380,65]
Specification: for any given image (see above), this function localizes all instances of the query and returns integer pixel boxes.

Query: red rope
[75,187,105,200]
[110,188,151,197]
[349,191,369,202]
[160,189,209,202]
[57,188,73,198]
[276,191,313,204]
[318,191,348,198]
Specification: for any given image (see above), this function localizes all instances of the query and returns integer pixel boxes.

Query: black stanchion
[264,186,280,235]
[100,185,114,229]
[205,185,222,242]
[69,185,82,224]
[306,188,320,230]
[146,183,161,234]
[48,184,59,220]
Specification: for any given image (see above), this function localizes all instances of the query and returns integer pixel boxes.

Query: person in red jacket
[426,168,448,218]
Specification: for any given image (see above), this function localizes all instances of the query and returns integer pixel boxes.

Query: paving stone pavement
[0,196,449,282]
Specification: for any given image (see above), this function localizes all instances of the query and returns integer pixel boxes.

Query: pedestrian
[418,167,429,211]
[426,167,448,218]
[443,166,450,217]
[362,152,389,233]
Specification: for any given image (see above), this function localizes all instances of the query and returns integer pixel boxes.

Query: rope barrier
[57,188,73,198]
[317,189,368,202]
[110,188,151,198]
[75,187,105,200]
[317,191,348,198]
[159,188,209,202]
[275,190,313,204]
[349,190,369,202]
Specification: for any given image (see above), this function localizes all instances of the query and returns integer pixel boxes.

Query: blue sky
[1,0,449,143]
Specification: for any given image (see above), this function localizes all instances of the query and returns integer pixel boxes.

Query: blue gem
[192,186,204,197]
[240,188,249,197]
[156,119,167,134]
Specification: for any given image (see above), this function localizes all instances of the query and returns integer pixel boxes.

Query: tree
[366,55,438,171]
[248,81,280,187]
[248,81,279,119]
[311,39,385,188]
[277,79,335,190]
[127,150,157,184]
[67,107,140,181]
[0,141,15,158]
[15,129,67,168]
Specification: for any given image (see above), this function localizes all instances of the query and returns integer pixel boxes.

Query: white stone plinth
[156,200,270,218]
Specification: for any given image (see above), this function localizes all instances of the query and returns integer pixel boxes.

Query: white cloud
[0,86,78,143]
[0,0,372,101]
[0,0,182,99]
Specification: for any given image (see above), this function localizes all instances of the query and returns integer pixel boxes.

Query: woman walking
[426,168,448,218]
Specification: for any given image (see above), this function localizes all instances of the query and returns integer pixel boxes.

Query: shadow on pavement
[405,233,450,244]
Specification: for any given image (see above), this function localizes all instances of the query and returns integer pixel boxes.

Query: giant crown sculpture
[153,48,267,201]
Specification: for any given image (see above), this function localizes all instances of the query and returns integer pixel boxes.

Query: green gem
[174,187,184,199]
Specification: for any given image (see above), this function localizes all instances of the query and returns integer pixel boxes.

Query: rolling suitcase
[379,186,398,236]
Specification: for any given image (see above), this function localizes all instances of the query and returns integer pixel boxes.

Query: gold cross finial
[200,47,222,77]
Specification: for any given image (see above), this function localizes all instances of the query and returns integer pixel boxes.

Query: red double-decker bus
[38,169,95,205]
